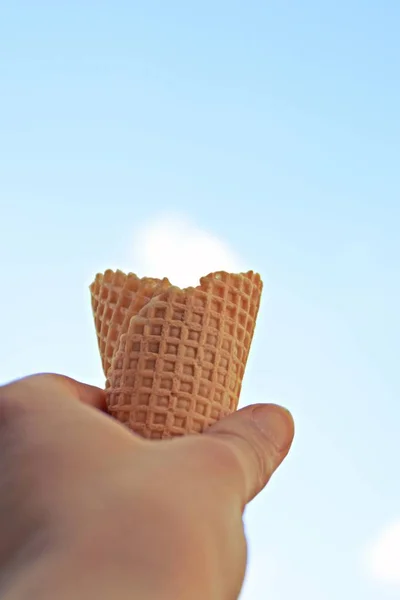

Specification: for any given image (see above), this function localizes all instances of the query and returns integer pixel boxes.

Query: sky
[1,1,400,598]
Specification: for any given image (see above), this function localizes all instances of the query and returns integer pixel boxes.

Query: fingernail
[252,405,294,452]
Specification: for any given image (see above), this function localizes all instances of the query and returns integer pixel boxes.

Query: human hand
[0,373,294,600]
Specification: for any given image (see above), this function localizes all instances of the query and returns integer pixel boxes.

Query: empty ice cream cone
[90,270,262,439]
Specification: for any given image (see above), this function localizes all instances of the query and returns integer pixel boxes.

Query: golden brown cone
[97,270,263,439]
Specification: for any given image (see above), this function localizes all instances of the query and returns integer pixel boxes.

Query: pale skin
[0,374,295,600]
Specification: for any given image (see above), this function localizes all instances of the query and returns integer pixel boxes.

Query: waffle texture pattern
[90,270,262,439]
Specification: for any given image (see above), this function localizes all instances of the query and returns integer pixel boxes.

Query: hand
[0,374,294,600]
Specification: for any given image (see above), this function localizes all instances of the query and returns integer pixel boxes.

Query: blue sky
[1,2,400,598]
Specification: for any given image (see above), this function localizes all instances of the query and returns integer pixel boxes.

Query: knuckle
[0,388,26,458]
[0,387,22,424]
[0,379,34,431]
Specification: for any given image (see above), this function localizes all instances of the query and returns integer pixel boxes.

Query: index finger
[0,373,106,412]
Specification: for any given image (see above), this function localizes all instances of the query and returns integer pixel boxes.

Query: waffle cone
[90,270,171,376]
[90,270,263,439]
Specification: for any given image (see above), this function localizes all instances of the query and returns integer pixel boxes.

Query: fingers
[0,374,106,412]
[204,403,295,506]
[50,375,107,410]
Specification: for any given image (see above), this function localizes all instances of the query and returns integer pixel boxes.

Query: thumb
[205,403,295,505]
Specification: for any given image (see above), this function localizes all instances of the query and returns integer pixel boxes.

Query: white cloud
[130,213,245,288]
[364,519,400,586]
